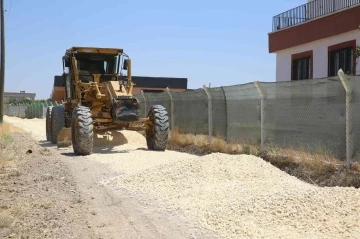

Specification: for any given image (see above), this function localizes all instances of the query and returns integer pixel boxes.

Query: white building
[269,0,360,81]
[4,91,36,103]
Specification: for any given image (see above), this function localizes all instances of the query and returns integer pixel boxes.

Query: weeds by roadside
[0,123,22,175]
[166,129,360,188]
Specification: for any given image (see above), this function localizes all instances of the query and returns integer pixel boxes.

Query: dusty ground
[2,115,360,239]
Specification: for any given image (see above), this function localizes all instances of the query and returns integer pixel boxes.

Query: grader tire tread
[46,106,53,141]
[71,106,93,155]
[51,106,65,144]
[146,105,169,151]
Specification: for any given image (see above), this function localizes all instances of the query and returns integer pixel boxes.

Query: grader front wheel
[145,105,169,151]
[51,106,65,144]
[71,106,94,155]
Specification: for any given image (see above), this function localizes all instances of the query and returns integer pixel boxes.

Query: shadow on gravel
[60,149,130,157]
[92,148,130,154]
[38,130,131,156]
[38,140,56,148]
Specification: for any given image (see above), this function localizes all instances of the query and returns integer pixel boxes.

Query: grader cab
[45,46,169,155]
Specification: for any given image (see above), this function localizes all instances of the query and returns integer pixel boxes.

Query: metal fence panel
[261,77,346,157]
[172,89,208,135]
[2,73,357,161]
[223,83,261,144]
[4,102,53,119]
[143,92,171,119]
[347,75,360,160]
[208,87,227,140]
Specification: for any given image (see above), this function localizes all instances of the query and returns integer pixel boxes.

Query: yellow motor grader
[45,46,169,155]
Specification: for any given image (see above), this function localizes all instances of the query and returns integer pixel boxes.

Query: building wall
[132,87,186,95]
[269,4,360,53]
[4,93,36,103]
[276,29,360,82]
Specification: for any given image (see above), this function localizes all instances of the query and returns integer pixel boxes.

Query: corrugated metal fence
[4,101,62,119]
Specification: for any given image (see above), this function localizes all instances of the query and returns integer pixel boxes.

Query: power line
[0,0,5,123]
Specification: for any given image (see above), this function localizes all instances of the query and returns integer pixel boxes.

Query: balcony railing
[272,0,360,32]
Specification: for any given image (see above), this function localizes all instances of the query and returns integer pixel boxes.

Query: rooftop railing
[272,0,360,32]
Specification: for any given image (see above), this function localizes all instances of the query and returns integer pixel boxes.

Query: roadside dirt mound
[105,153,360,239]
[0,132,95,239]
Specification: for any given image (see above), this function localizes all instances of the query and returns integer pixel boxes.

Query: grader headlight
[119,77,129,86]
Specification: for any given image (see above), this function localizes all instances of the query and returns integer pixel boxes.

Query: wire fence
[135,70,360,163]
[4,101,63,119]
[3,70,360,162]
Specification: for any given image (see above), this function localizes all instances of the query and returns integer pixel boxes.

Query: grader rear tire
[46,106,53,141]
[145,105,169,151]
[51,106,65,144]
[71,106,93,156]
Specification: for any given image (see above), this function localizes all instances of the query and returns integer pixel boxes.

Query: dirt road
[3,115,360,239]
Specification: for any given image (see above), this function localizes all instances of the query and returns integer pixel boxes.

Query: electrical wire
[6,0,12,14]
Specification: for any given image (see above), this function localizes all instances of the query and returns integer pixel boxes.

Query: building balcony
[272,0,360,32]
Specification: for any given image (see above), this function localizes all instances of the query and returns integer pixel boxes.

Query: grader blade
[57,127,72,148]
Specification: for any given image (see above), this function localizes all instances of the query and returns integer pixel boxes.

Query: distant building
[269,0,360,81]
[4,91,36,103]
[51,75,188,102]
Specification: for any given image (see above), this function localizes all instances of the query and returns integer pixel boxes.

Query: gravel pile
[106,153,360,239]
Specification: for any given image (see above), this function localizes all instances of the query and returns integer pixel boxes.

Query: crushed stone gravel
[6,116,360,239]
[105,153,360,239]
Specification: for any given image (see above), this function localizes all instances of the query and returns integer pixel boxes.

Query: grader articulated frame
[45,46,169,155]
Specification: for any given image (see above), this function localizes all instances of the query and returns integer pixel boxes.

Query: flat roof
[4,92,36,97]
[66,46,123,55]
[132,76,188,89]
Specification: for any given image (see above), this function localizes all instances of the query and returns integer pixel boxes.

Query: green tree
[346,45,360,75]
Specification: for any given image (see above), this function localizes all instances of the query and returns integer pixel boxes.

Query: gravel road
[4,115,360,239]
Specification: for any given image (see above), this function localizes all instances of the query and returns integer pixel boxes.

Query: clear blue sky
[4,0,305,99]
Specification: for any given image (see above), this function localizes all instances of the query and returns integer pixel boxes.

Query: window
[328,46,354,76]
[292,56,311,80]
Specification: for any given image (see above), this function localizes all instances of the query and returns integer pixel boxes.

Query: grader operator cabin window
[73,54,121,83]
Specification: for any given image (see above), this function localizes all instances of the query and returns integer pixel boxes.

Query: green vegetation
[346,45,360,75]
[6,98,52,105]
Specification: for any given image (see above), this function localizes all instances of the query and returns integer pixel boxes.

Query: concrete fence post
[166,87,175,130]
[254,81,266,151]
[140,90,147,117]
[203,85,213,138]
[338,69,353,165]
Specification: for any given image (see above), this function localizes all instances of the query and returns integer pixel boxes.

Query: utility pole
[0,0,4,123]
